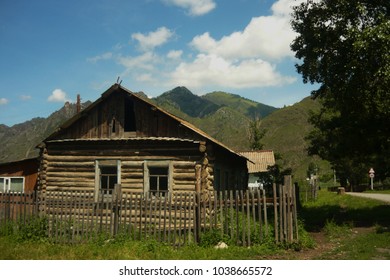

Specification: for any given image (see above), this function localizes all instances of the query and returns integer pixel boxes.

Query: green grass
[298,189,390,259]
[300,189,390,231]
[0,235,285,260]
[318,226,390,260]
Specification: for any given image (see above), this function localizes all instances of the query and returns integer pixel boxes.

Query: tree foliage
[291,0,390,185]
[248,116,266,150]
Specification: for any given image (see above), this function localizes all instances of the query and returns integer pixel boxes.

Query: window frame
[0,176,25,193]
[143,161,173,197]
[94,159,121,202]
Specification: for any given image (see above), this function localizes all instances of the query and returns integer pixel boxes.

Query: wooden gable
[47,84,203,142]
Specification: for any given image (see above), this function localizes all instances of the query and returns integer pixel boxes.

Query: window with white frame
[144,161,172,197]
[0,177,25,193]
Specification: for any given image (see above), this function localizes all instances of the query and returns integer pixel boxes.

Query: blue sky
[0,0,316,126]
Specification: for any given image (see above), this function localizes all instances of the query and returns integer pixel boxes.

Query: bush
[0,216,48,242]
[199,228,230,247]
[15,216,48,242]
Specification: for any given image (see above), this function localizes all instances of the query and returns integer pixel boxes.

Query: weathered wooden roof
[43,84,247,162]
[239,150,275,173]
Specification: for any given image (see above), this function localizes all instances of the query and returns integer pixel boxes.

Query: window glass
[10,178,24,192]
[149,167,168,196]
[0,177,24,193]
[100,166,117,194]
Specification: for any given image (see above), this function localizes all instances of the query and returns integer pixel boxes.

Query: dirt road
[346,192,390,204]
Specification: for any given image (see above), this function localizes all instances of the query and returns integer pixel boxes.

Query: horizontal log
[173,180,195,186]
[47,177,94,184]
[173,186,195,192]
[173,173,195,180]
[121,185,144,191]
[48,161,95,167]
[47,172,95,178]
[121,172,144,179]
[173,161,196,168]
[121,180,143,186]
[46,186,95,192]
[47,167,94,173]
[121,161,143,167]
[46,181,95,188]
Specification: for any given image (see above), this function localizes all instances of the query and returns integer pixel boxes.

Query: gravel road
[346,192,390,204]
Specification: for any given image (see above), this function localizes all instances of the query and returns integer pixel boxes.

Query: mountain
[203,91,277,119]
[0,87,331,181]
[152,87,329,180]
[154,87,221,118]
[0,102,90,163]
[154,87,278,120]
[260,97,330,180]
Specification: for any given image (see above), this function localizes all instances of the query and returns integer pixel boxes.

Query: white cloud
[167,50,183,60]
[118,52,159,71]
[190,13,295,61]
[163,0,216,16]
[48,89,70,103]
[0,98,8,105]
[169,54,296,89]
[131,27,174,51]
[165,0,303,90]
[87,52,113,63]
[135,73,156,83]
[115,0,302,94]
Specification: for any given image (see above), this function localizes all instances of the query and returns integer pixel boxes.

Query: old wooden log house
[38,83,248,198]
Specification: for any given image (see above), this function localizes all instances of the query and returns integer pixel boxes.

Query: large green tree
[291,0,390,186]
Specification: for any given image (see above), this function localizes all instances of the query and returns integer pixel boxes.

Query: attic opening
[124,97,136,132]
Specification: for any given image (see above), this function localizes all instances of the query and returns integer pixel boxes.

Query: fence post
[273,183,278,243]
[112,184,122,236]
[194,164,201,244]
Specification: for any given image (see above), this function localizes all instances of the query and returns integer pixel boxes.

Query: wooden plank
[273,183,278,243]
[278,184,283,242]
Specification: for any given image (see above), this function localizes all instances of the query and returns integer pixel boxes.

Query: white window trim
[143,160,173,196]
[0,176,25,193]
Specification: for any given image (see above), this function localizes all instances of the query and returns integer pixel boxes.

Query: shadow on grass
[299,204,390,232]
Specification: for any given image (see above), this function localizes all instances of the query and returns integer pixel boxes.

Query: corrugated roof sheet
[239,150,275,173]
[46,137,201,144]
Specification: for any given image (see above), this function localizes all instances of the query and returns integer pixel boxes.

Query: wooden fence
[0,178,298,246]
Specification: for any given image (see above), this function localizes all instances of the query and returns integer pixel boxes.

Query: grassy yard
[0,235,287,260]
[1,189,389,260]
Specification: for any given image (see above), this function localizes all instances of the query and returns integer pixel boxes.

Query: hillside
[203,91,277,119]
[260,97,330,180]
[154,87,221,118]
[0,102,90,163]
[153,88,330,180]
[0,87,330,181]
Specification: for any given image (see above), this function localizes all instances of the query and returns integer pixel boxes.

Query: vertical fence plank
[293,183,299,241]
[273,183,278,243]
[278,184,283,242]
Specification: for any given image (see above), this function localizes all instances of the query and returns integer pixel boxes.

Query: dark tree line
[291,0,390,187]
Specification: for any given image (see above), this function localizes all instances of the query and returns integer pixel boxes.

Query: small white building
[239,150,275,187]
